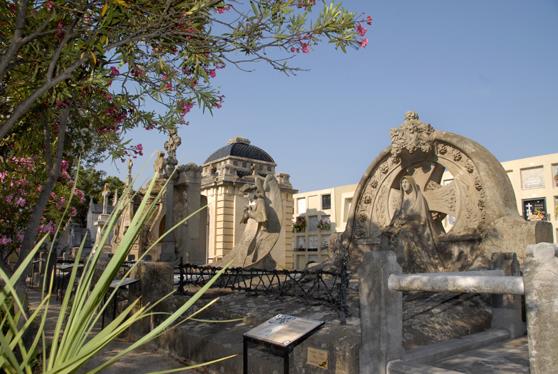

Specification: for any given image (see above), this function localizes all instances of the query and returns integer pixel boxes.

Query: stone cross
[525,203,533,217]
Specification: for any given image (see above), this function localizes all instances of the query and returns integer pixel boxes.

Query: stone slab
[157,289,360,374]
[402,328,509,364]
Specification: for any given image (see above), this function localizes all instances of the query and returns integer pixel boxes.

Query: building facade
[292,152,558,269]
[201,137,296,268]
[292,184,356,269]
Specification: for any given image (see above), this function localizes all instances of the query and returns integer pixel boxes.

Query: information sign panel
[244,314,324,348]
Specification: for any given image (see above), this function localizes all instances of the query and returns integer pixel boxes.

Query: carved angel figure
[240,176,268,226]
[214,174,283,269]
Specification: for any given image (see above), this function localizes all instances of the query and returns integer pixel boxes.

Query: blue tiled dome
[204,137,275,164]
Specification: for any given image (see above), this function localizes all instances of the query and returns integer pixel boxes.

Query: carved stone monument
[345,112,552,273]
[214,174,283,269]
[110,141,205,263]
[93,183,112,250]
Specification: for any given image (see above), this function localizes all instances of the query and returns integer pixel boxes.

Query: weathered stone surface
[388,274,524,295]
[345,112,550,271]
[157,290,360,373]
[333,113,551,356]
[489,253,525,338]
[130,261,174,336]
[134,261,174,304]
[434,336,529,373]
[214,174,284,269]
[358,251,402,374]
[523,242,558,374]
[402,292,492,349]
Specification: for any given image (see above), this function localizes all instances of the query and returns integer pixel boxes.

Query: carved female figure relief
[390,176,431,227]
[384,175,446,273]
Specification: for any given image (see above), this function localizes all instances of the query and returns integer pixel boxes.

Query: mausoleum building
[201,137,296,268]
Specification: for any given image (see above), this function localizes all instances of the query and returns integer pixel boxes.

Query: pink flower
[215,5,230,14]
[356,23,367,37]
[359,38,368,48]
[110,66,120,77]
[209,69,216,78]
[300,42,310,54]
[15,179,28,187]
[366,16,373,26]
[56,196,66,209]
[70,207,77,217]
[0,236,12,246]
[40,222,56,234]
[214,98,223,109]
[15,197,27,207]
[131,67,145,78]
[164,81,173,91]
[75,188,85,203]
[60,159,69,171]
[55,21,65,40]
[45,0,54,11]
[180,101,194,115]
[11,156,34,169]
[5,195,13,204]
[0,171,7,182]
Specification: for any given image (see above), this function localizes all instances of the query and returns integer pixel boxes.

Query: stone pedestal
[130,261,174,336]
[358,250,402,374]
[524,242,558,374]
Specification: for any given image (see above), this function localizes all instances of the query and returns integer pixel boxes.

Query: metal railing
[176,259,349,320]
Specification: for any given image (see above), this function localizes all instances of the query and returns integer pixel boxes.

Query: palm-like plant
[0,171,233,373]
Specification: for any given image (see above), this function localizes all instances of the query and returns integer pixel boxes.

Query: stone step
[388,360,463,374]
[401,328,510,364]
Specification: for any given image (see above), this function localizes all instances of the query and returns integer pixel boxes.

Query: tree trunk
[14,108,69,275]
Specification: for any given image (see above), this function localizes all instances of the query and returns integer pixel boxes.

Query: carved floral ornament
[390,112,435,158]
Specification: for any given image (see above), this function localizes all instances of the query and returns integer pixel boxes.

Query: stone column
[183,165,203,264]
[524,242,558,374]
[160,160,178,262]
[358,250,402,374]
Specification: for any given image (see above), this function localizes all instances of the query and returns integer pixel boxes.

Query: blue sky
[101,0,558,192]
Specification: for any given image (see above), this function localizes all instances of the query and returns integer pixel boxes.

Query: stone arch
[344,112,551,269]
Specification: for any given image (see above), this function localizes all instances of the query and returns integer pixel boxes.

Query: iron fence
[176,259,349,321]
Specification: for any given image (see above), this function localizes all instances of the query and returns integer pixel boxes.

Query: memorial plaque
[307,347,328,369]
[523,198,547,221]
[244,314,324,348]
